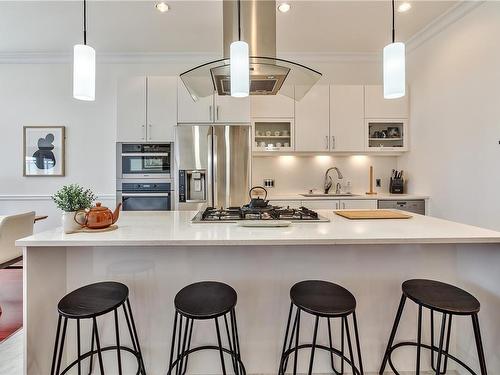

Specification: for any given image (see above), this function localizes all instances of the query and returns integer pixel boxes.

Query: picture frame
[23,126,66,177]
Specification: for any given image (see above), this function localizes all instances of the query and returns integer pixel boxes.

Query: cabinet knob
[325,136,329,150]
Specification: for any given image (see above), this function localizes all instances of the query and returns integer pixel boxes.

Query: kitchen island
[17,211,500,375]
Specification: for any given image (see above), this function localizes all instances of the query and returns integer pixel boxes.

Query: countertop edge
[17,237,500,247]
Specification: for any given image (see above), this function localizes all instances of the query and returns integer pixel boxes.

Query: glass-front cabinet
[252,119,294,152]
[366,119,408,151]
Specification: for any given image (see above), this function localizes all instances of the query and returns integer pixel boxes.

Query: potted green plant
[52,184,97,233]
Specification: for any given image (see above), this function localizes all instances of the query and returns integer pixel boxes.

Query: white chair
[0,212,35,268]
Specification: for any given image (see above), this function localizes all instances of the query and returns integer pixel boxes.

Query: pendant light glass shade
[230,41,249,98]
[73,44,95,101]
[383,42,405,99]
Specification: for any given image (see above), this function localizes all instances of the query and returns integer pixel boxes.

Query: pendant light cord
[237,0,241,41]
[83,0,87,45]
[391,0,395,43]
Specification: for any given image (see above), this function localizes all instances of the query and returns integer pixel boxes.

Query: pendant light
[73,0,95,101]
[383,0,405,99]
[230,0,249,98]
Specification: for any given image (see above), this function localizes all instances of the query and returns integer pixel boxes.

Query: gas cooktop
[191,205,330,223]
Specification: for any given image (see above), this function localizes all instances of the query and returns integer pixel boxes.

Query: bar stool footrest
[281,343,361,375]
[60,345,144,375]
[387,341,479,375]
[168,345,246,375]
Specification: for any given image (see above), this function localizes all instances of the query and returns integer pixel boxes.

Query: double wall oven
[116,143,174,211]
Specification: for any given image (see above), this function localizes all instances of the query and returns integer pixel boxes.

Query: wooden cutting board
[334,210,412,220]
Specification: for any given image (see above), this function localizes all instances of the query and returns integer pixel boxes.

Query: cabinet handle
[342,202,346,209]
[209,105,213,122]
[216,106,220,121]
[148,124,152,140]
[141,124,145,140]
[325,136,329,150]
[331,136,336,150]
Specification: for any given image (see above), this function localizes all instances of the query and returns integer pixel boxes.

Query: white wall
[252,155,397,195]
[0,57,382,230]
[399,2,500,230]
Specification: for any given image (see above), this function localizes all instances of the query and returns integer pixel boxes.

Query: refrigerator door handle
[212,133,218,207]
[207,133,214,207]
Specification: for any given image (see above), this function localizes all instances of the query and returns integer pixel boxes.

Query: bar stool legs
[50,293,146,375]
[167,308,245,375]
[278,298,364,375]
[379,279,488,375]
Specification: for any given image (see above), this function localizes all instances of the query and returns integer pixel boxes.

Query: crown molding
[0,3,484,65]
[278,52,380,63]
[0,51,222,64]
[406,1,484,53]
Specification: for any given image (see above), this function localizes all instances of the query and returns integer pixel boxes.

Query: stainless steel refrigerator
[175,125,251,210]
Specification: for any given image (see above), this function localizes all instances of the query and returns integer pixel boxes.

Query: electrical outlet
[263,179,275,188]
[376,178,381,187]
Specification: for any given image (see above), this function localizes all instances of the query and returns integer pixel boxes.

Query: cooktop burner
[193,205,329,223]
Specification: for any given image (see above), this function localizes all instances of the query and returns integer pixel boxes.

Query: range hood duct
[180,0,322,101]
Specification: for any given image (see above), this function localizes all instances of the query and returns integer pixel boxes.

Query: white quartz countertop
[16,210,500,247]
[267,193,429,201]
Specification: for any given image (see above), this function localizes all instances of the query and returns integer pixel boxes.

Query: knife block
[390,178,404,194]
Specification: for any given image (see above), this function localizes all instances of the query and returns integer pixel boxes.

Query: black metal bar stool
[50,281,146,375]
[379,279,487,375]
[167,281,246,375]
[278,280,364,375]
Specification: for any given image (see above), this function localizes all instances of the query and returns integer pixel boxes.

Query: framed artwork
[23,126,65,177]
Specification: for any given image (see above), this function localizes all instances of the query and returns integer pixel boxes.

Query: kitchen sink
[300,193,360,198]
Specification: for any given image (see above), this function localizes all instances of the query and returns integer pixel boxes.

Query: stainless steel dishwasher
[378,199,426,215]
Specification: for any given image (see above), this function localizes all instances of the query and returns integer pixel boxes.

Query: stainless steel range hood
[180,0,322,101]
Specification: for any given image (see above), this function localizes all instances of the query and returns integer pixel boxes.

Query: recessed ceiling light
[397,2,412,13]
[155,2,169,13]
[277,3,291,13]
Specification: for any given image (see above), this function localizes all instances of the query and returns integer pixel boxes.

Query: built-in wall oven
[118,182,172,211]
[116,143,174,211]
[118,143,172,179]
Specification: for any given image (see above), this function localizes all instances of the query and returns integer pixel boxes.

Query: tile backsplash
[252,155,398,196]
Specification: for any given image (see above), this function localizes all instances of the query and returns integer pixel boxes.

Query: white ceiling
[0,0,458,54]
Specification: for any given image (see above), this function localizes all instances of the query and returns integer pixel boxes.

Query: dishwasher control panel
[378,199,426,215]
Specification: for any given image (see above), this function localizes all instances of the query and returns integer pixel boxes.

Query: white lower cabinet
[339,199,377,209]
[302,200,341,210]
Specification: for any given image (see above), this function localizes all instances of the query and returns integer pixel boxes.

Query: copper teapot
[74,202,121,229]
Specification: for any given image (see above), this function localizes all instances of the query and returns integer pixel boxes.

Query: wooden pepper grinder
[366,165,377,195]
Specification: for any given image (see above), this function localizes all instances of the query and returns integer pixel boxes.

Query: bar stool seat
[167,281,245,375]
[279,280,364,375]
[403,279,480,315]
[50,281,146,375]
[174,281,237,319]
[380,279,487,375]
[58,281,129,319]
[291,280,356,317]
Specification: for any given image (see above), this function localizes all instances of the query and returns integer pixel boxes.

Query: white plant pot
[62,211,82,234]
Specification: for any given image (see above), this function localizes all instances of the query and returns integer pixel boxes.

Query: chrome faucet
[324,167,343,194]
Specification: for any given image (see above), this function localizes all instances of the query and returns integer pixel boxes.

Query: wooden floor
[0,267,23,341]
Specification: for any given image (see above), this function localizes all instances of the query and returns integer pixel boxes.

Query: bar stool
[50,281,146,375]
[278,280,364,375]
[379,279,487,375]
[167,281,246,375]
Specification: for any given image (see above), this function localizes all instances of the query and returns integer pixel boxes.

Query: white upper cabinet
[295,84,330,152]
[330,85,365,152]
[214,95,251,123]
[117,77,147,141]
[117,76,177,142]
[177,79,214,123]
[251,93,295,118]
[147,76,177,141]
[364,85,409,118]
